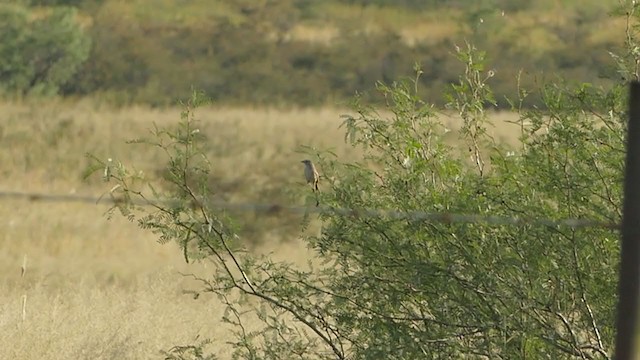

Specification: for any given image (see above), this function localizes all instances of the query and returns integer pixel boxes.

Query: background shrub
[0,4,90,97]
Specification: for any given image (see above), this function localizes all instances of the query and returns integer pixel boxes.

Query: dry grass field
[0,99,521,359]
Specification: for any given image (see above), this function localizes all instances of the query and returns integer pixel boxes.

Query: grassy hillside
[5,0,627,107]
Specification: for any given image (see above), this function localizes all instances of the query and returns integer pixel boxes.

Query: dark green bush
[0,4,90,97]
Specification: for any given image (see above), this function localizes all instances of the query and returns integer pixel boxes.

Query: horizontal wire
[0,190,619,230]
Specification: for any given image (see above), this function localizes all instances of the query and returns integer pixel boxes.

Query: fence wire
[0,190,619,230]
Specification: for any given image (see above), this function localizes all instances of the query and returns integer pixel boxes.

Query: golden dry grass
[0,99,521,359]
[0,100,356,359]
[0,199,312,359]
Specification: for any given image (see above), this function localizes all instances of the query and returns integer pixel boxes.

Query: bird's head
[301,159,311,165]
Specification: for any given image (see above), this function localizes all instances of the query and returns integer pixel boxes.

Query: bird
[301,159,319,192]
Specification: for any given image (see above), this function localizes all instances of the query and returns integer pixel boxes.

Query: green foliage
[90,2,636,358]
[0,4,90,97]
[306,49,623,357]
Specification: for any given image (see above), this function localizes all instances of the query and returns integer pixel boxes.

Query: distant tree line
[0,1,622,107]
